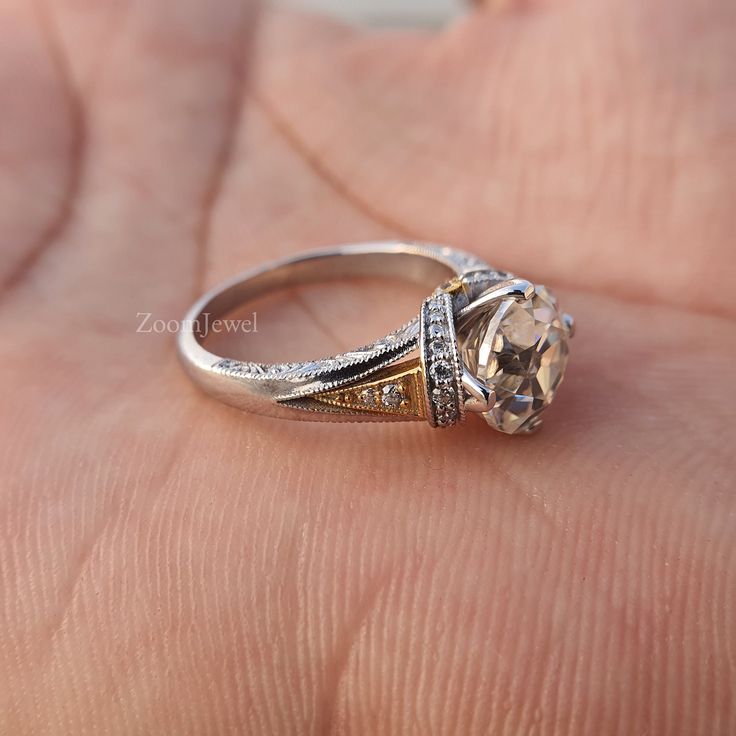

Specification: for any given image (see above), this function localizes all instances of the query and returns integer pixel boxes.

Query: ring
[178,242,574,434]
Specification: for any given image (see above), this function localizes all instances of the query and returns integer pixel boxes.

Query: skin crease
[0,0,734,732]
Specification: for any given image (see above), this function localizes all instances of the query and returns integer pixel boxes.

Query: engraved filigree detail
[214,319,420,383]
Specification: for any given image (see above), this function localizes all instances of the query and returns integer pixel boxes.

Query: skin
[0,0,734,733]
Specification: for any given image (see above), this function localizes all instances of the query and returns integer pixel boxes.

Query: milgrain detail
[419,290,464,428]
[311,360,427,419]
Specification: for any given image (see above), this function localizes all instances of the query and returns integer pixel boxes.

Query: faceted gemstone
[459,286,569,434]
[432,386,455,407]
[360,387,379,407]
[435,406,457,427]
[381,384,405,409]
[428,323,446,340]
[429,360,453,383]
[428,340,449,357]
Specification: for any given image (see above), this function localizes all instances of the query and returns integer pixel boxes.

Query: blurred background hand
[1,0,734,733]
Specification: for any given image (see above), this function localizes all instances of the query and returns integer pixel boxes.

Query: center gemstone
[459,286,570,434]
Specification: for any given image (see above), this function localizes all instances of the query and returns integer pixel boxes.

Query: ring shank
[177,242,490,421]
[200,250,457,319]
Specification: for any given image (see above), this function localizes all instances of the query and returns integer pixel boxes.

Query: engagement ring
[178,242,574,434]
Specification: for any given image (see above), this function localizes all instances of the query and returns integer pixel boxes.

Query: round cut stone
[428,340,449,357]
[429,360,453,383]
[432,386,455,407]
[428,323,446,340]
[381,384,405,409]
[460,286,569,434]
[360,387,379,407]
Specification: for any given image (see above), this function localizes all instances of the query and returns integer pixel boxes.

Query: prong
[562,313,575,338]
[461,369,495,413]
[536,285,557,305]
[517,417,544,435]
[438,276,465,296]
[456,279,534,327]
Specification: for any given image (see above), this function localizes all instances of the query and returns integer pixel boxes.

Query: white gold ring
[178,242,574,434]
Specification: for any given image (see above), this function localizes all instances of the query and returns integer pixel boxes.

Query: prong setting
[455,278,535,328]
[462,370,495,413]
[456,279,571,435]
[563,313,576,338]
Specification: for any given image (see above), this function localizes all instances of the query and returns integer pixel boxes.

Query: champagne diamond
[360,388,379,407]
[381,384,405,409]
[460,286,570,434]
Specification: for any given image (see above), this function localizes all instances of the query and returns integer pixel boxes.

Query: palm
[1,0,733,733]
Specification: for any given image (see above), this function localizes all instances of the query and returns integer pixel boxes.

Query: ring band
[177,242,574,434]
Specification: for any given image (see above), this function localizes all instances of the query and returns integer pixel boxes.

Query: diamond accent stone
[360,387,379,407]
[429,361,453,383]
[381,384,405,409]
[460,286,570,434]
[435,402,458,426]
[432,387,455,407]
[428,323,446,340]
[428,340,449,357]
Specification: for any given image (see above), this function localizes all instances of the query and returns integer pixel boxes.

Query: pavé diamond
[428,324,446,340]
[429,361,453,383]
[421,291,462,429]
[429,340,448,357]
[460,286,569,434]
[432,387,455,407]
[381,384,405,409]
[360,388,379,407]
[435,406,457,426]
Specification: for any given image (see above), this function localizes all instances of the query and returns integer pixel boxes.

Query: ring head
[457,282,571,435]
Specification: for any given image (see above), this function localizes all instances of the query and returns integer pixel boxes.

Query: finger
[2,290,733,733]
[252,3,736,317]
[202,9,378,289]
[2,0,259,326]
[470,0,540,10]
[0,1,81,289]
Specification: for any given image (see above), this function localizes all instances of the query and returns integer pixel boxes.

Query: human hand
[1,0,734,733]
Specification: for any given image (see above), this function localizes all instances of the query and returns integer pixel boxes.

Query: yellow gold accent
[439,276,465,296]
[313,359,427,419]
